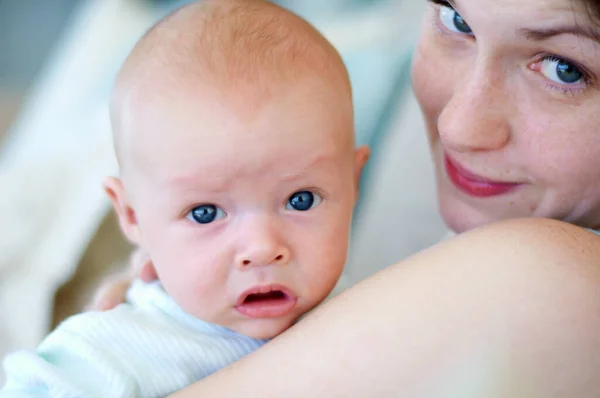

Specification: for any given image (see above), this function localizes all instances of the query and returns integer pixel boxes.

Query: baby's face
[122,82,362,339]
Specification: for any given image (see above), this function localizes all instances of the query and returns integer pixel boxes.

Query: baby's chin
[230,316,297,340]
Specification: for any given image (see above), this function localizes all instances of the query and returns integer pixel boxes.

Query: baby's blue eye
[286,191,322,211]
[187,204,226,224]
[439,4,473,35]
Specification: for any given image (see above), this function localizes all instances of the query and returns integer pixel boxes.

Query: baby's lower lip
[235,286,297,318]
[235,295,297,318]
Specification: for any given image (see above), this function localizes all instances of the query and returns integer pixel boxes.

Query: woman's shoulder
[461,217,600,251]
[588,228,600,236]
[452,217,600,285]
[471,217,600,247]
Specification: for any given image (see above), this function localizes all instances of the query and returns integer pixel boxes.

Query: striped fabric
[1,281,266,398]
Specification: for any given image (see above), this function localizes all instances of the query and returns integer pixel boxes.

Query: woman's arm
[170,218,600,398]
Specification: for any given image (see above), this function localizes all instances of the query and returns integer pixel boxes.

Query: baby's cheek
[149,242,202,287]
[159,268,226,318]
[308,233,347,293]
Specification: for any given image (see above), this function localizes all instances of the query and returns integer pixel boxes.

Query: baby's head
[105,0,369,339]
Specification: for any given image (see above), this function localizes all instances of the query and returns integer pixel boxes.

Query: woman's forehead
[453,0,600,46]
[455,0,592,25]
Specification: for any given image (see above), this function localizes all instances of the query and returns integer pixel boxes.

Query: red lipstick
[444,154,521,197]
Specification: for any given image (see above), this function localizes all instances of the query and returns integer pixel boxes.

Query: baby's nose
[234,215,291,269]
[236,246,290,269]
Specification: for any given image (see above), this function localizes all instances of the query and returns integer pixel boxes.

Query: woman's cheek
[412,43,448,140]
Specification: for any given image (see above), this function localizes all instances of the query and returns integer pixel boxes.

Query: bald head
[121,0,346,84]
[111,0,352,172]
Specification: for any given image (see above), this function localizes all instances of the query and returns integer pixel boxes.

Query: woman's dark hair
[578,0,600,30]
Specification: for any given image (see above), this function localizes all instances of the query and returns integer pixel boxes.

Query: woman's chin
[438,190,500,234]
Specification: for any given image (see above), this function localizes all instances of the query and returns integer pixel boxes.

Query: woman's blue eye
[540,56,584,85]
[439,5,473,35]
[286,191,322,211]
[187,204,226,224]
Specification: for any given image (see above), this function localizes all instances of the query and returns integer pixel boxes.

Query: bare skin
[171,218,600,397]
[103,0,366,341]
[97,0,355,314]
[90,0,600,396]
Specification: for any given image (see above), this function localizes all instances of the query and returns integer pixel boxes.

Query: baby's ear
[353,145,370,199]
[103,177,142,245]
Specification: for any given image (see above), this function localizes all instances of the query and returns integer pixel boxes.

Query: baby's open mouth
[243,290,287,303]
[235,285,297,318]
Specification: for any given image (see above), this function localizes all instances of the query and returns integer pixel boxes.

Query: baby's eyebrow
[159,173,234,194]
[518,24,600,43]
[278,156,338,182]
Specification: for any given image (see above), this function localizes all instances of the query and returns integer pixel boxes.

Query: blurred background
[0,0,78,142]
[0,0,445,369]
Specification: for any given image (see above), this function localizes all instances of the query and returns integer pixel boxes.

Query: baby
[0,0,368,397]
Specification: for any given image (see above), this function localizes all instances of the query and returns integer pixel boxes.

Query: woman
[98,0,600,396]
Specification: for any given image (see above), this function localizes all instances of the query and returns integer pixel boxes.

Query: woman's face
[412,0,600,233]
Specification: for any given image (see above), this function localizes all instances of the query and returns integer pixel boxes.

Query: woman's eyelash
[428,0,453,7]
[427,0,595,97]
[546,55,591,83]
[536,55,592,95]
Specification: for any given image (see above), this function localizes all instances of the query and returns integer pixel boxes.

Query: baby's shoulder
[53,303,147,333]
[52,280,178,338]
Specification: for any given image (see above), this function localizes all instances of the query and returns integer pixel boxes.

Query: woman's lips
[444,154,522,197]
[235,284,297,319]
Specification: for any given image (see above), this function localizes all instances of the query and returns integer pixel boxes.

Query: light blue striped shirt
[1,281,267,398]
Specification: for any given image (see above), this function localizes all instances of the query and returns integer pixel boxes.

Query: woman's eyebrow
[518,24,600,42]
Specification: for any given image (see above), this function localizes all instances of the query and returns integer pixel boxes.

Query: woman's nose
[437,63,512,153]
